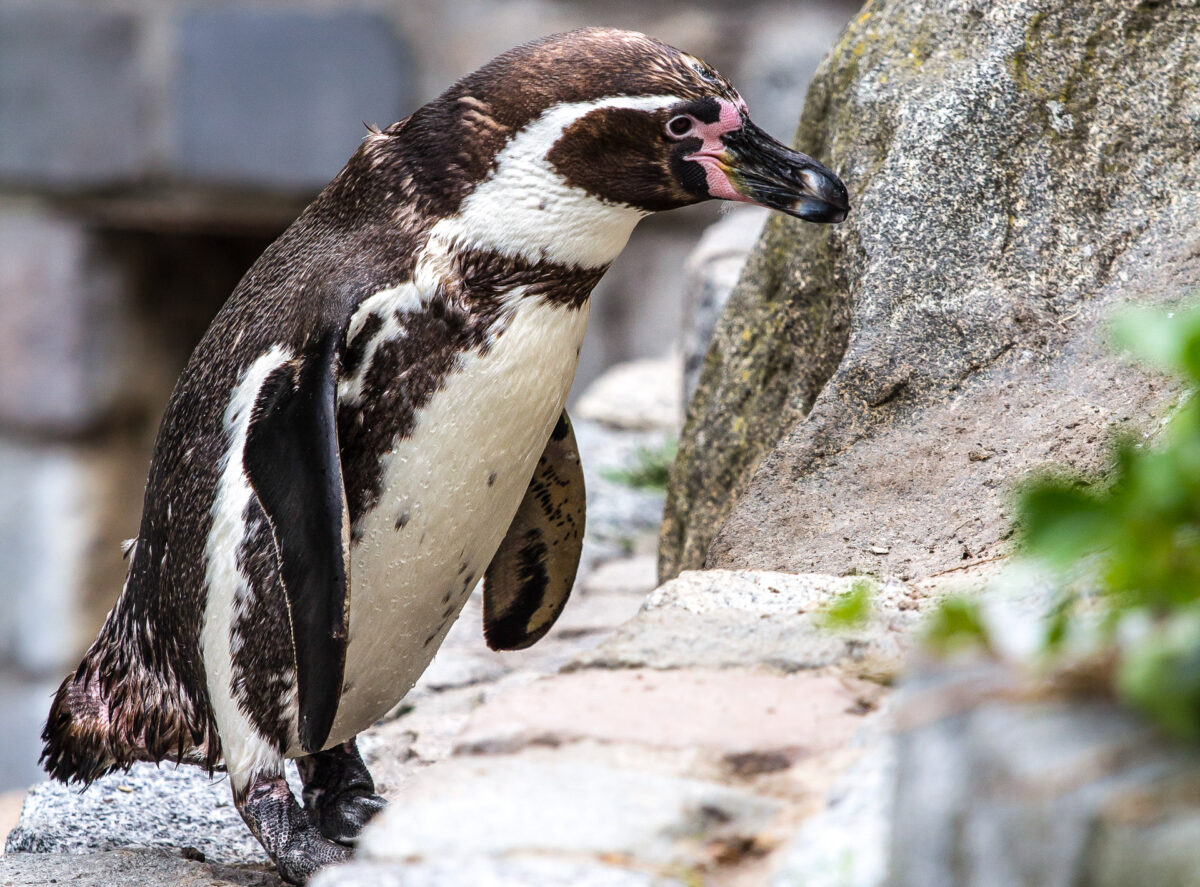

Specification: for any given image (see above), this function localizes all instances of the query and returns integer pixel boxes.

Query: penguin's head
[387,28,848,267]
[515,28,850,224]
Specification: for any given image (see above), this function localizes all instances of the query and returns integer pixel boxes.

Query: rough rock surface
[355,757,778,866]
[311,858,679,887]
[770,726,893,887]
[661,0,1200,581]
[570,569,918,680]
[889,662,1200,887]
[8,565,902,886]
[0,848,281,886]
[5,761,278,864]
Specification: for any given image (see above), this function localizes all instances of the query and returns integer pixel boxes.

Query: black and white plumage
[41,27,848,883]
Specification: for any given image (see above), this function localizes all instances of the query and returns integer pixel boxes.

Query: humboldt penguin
[41,27,848,883]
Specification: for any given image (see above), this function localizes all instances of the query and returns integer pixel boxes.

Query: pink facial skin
[685,98,752,203]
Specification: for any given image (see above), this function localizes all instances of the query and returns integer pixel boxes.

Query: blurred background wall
[0,0,860,790]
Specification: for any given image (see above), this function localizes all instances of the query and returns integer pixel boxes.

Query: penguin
[41,27,848,884]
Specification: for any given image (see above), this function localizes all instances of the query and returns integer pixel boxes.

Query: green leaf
[821,579,874,630]
[1017,480,1109,566]
[1111,307,1200,382]
[924,596,991,654]
[1117,618,1200,743]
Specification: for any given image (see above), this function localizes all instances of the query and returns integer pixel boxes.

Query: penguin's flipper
[483,411,585,651]
[244,331,350,754]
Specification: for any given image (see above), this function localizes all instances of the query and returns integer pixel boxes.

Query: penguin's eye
[667,115,695,139]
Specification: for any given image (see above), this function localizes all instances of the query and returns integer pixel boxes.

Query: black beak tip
[798,168,849,223]
[791,196,850,224]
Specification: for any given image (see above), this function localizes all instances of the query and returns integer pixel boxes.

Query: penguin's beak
[695,119,850,223]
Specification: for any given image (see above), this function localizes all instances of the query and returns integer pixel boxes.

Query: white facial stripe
[434,94,681,269]
[202,345,294,789]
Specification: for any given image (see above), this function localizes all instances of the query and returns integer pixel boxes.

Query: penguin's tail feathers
[41,654,213,786]
[41,666,127,785]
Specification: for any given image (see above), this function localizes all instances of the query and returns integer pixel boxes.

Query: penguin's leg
[235,766,353,884]
[296,738,387,844]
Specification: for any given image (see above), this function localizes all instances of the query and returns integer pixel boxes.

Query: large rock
[661,0,1200,581]
[889,662,1200,887]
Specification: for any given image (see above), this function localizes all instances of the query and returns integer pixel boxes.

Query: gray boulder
[889,662,1200,887]
[661,0,1200,581]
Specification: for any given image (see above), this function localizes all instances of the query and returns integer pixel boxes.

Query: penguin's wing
[483,411,585,650]
[243,330,349,754]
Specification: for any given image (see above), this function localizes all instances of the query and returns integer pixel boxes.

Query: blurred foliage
[821,578,875,629]
[602,438,677,492]
[1015,307,1200,741]
[923,595,992,655]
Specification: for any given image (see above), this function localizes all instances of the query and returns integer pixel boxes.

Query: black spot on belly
[441,589,452,604]
[441,604,455,620]
[462,572,476,591]
[394,510,410,530]
[422,630,438,648]
[487,471,497,487]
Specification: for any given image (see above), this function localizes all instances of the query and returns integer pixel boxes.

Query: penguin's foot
[237,772,353,885]
[296,738,387,845]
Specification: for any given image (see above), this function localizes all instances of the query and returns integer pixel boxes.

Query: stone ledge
[567,570,920,679]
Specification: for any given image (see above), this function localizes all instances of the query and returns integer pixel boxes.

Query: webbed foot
[237,772,352,884]
[297,738,387,845]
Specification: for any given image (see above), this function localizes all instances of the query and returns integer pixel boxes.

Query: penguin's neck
[425,162,645,272]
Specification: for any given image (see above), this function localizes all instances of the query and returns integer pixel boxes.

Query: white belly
[317,296,590,749]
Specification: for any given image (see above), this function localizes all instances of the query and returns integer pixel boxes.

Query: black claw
[296,738,388,845]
